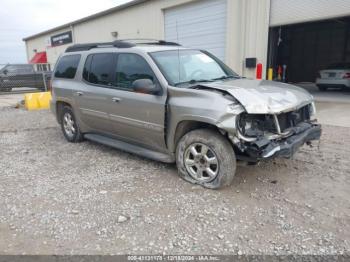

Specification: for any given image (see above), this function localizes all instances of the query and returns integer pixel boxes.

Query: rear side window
[54,55,81,79]
[83,53,115,86]
[115,53,155,89]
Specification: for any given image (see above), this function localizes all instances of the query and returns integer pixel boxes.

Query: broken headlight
[309,102,317,120]
[237,113,276,138]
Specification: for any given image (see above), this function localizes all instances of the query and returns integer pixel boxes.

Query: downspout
[70,24,76,44]
[240,0,247,76]
[25,42,31,63]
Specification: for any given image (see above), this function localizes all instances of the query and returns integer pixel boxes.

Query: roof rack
[121,39,181,46]
[65,39,181,52]
[65,40,136,53]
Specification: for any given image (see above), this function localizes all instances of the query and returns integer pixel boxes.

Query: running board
[84,133,175,163]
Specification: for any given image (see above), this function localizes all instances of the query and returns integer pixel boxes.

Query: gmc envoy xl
[50,40,321,189]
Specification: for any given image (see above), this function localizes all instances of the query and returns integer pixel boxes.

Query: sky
[0,0,132,64]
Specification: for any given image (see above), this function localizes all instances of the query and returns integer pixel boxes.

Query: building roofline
[22,0,150,41]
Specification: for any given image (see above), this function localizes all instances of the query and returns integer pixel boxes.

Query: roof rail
[120,39,181,46]
[65,40,135,53]
[65,39,181,53]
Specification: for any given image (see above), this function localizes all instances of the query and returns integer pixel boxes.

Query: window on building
[54,55,81,79]
[84,53,115,86]
[115,54,155,90]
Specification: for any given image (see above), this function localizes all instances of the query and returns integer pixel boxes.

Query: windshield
[150,50,239,86]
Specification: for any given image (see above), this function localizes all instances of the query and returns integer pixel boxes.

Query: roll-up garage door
[164,0,227,61]
[270,0,350,26]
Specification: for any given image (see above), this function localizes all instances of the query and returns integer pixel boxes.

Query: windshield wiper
[174,79,214,87]
[212,75,240,81]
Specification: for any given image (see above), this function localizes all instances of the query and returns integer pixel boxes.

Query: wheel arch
[170,119,221,153]
[56,100,72,124]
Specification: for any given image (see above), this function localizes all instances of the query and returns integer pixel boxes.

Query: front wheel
[176,129,236,189]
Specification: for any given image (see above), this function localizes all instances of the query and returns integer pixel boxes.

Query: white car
[316,62,350,91]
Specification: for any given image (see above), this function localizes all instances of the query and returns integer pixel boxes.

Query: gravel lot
[0,107,349,255]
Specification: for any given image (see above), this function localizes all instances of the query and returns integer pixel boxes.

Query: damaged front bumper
[244,123,322,160]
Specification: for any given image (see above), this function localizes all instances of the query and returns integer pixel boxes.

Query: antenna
[175,20,181,84]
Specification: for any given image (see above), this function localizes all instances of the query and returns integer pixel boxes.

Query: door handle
[112,97,121,103]
[76,91,83,96]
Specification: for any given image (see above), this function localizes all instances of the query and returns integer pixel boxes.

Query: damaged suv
[51,40,321,189]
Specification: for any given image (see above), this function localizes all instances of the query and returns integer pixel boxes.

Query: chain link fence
[0,64,52,94]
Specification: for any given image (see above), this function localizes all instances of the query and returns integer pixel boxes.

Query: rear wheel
[176,129,236,189]
[60,106,83,143]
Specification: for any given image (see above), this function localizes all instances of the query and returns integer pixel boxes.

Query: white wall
[226,0,271,78]
[24,0,271,78]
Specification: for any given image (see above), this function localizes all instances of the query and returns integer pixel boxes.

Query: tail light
[343,72,350,79]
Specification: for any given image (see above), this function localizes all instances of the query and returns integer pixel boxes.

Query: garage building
[24,0,350,81]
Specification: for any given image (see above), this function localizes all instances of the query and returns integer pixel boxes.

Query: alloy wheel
[63,112,76,138]
[184,142,219,183]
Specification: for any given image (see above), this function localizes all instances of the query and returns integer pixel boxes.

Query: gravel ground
[0,107,349,255]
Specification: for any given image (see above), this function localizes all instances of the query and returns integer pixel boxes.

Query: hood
[201,79,314,114]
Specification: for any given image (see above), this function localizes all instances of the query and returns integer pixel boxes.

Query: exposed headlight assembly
[309,102,317,120]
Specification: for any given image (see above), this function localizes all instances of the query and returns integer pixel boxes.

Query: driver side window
[114,54,155,90]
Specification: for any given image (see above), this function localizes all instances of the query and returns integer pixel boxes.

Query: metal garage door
[270,0,350,26]
[164,0,227,60]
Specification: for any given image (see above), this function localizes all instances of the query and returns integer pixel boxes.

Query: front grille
[277,105,311,132]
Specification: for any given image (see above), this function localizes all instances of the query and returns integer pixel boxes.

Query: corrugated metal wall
[270,0,350,26]
[164,0,227,60]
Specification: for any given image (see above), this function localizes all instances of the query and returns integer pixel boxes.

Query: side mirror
[3,69,8,75]
[132,79,161,95]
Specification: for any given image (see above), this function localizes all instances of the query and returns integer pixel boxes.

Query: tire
[60,106,84,143]
[176,129,236,189]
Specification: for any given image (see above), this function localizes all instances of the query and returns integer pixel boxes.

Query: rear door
[107,53,167,151]
[74,53,117,134]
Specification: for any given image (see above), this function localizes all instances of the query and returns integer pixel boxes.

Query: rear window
[326,62,350,69]
[83,53,115,86]
[54,55,81,79]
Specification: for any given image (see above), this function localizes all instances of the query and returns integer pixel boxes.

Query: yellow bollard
[37,92,51,109]
[24,92,51,110]
[268,68,273,81]
[24,93,40,110]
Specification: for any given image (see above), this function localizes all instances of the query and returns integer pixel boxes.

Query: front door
[108,53,167,152]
